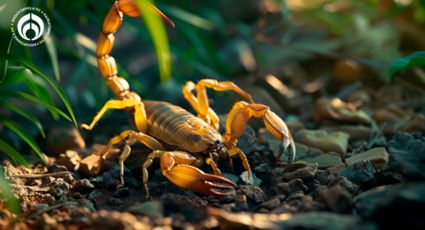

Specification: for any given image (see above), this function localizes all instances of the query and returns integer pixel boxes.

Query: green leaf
[1,119,47,164]
[388,51,425,78]
[135,0,172,83]
[7,54,77,127]
[0,99,46,138]
[0,168,21,217]
[45,36,61,81]
[160,4,215,31]
[0,139,29,167]
[13,92,72,122]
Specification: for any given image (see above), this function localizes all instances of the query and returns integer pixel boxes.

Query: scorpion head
[182,122,224,155]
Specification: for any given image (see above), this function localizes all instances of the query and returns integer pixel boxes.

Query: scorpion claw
[163,164,236,197]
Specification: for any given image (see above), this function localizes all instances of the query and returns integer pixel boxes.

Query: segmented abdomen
[144,100,201,148]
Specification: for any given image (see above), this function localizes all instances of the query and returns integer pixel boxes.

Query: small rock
[354,183,425,228]
[277,211,377,229]
[239,185,266,204]
[276,179,308,195]
[328,176,359,195]
[318,185,353,213]
[291,143,343,168]
[315,170,329,185]
[128,201,164,219]
[47,164,68,173]
[113,186,130,198]
[56,150,81,171]
[78,154,103,177]
[107,197,123,206]
[260,198,281,210]
[89,210,150,229]
[345,147,389,170]
[324,125,371,142]
[295,129,349,156]
[73,179,95,192]
[327,163,347,175]
[46,127,85,156]
[51,180,71,198]
[283,163,318,181]
[337,160,375,184]
[314,97,373,125]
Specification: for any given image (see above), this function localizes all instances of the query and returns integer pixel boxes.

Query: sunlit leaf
[1,119,47,164]
[0,139,29,167]
[388,51,425,78]
[135,0,172,83]
[160,4,215,31]
[45,36,61,81]
[7,54,77,127]
[0,168,21,217]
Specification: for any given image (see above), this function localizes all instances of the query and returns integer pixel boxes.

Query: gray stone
[128,201,164,219]
[337,160,375,184]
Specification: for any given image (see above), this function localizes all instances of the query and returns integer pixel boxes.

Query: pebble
[283,163,318,181]
[292,143,343,168]
[337,160,375,184]
[345,147,389,170]
[278,211,377,229]
[89,210,150,229]
[328,176,359,195]
[318,185,353,213]
[295,129,349,156]
[276,179,308,195]
[73,179,95,192]
[107,197,123,206]
[113,186,130,198]
[46,127,86,156]
[56,150,81,171]
[327,163,347,175]
[259,198,281,210]
[128,201,164,219]
[314,97,373,125]
[239,185,267,204]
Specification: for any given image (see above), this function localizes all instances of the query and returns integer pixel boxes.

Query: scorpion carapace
[80,0,296,197]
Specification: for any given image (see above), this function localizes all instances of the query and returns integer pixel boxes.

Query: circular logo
[10,7,51,47]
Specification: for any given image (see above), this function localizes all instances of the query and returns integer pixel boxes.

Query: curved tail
[96,0,174,98]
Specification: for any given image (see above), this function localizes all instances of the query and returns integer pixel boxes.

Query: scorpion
[80,0,295,197]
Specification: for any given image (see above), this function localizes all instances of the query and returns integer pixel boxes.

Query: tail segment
[96,0,174,98]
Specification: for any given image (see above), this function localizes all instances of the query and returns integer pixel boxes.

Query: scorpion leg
[224,101,296,174]
[182,79,254,130]
[81,98,142,131]
[142,151,236,197]
[79,130,164,186]
[206,154,222,176]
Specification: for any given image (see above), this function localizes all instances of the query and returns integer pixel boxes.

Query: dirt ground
[1,74,425,229]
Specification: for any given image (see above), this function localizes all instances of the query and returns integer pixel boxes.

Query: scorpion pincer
[80,0,296,197]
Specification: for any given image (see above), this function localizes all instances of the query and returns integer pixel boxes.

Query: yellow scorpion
[81,0,295,197]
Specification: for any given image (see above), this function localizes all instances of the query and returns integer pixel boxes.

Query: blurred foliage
[389,51,425,77]
[0,167,21,217]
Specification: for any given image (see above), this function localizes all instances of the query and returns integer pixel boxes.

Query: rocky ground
[1,75,425,229]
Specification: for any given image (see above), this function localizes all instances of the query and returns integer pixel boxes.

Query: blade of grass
[135,0,172,83]
[7,54,77,127]
[45,36,61,81]
[0,99,46,138]
[0,139,29,167]
[1,119,47,164]
[0,168,21,217]
[13,92,72,122]
[160,4,215,31]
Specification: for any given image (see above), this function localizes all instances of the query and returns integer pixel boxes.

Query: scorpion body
[81,0,295,197]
